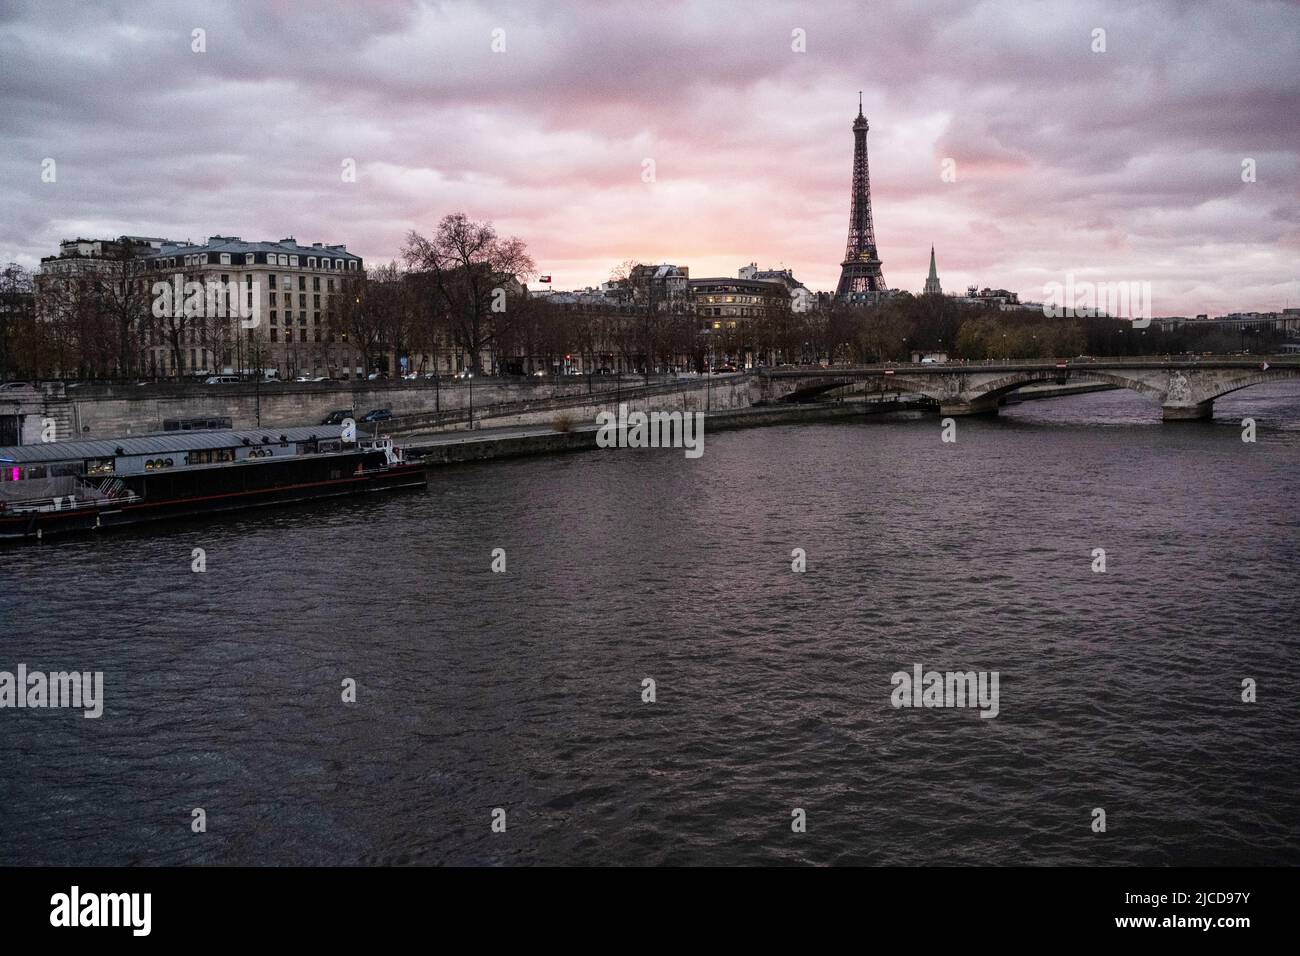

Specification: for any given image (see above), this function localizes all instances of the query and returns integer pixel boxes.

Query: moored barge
[0,425,426,541]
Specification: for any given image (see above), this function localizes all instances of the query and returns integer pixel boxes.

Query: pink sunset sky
[1,0,1297,314]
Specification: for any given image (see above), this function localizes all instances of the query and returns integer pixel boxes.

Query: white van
[204,375,240,385]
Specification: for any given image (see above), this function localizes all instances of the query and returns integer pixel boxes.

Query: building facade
[690,276,792,367]
[39,234,365,380]
[738,263,815,312]
[142,236,363,380]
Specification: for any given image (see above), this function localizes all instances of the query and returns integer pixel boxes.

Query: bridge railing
[761,355,1299,375]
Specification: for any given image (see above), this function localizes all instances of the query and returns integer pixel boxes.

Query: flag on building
[539,275,552,283]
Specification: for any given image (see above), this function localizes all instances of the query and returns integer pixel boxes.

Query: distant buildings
[1151,310,1300,333]
[38,234,364,380]
[739,263,815,312]
[691,275,791,322]
[954,286,1025,310]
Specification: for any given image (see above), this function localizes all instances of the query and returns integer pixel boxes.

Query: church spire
[924,245,942,296]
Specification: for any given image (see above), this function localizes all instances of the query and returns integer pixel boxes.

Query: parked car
[321,409,352,425]
[204,375,241,384]
[360,408,392,423]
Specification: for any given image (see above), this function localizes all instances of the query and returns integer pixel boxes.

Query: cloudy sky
[1,0,1296,314]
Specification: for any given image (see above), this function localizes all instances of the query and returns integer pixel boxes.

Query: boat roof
[0,425,346,465]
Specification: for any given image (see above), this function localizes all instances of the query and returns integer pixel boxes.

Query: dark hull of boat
[0,461,427,541]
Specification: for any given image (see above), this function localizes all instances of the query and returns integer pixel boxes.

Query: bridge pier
[1162,400,1214,421]
[940,396,1000,417]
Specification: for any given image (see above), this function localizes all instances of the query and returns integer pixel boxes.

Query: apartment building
[142,236,364,379]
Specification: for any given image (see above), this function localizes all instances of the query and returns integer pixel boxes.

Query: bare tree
[402,214,535,374]
[0,263,35,380]
[100,240,153,378]
[329,262,414,374]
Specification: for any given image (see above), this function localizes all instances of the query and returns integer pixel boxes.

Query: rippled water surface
[3,384,1299,865]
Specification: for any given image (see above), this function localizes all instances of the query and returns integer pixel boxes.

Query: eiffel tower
[835,93,888,303]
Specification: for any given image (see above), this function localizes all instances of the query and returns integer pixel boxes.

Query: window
[335,259,343,270]
[298,312,306,326]
[284,310,293,323]
[220,253,231,265]
[283,329,292,342]
[298,276,305,291]
[269,275,277,289]
[313,294,320,308]
[86,458,115,476]
[270,310,277,324]
[308,257,316,269]
[312,277,320,291]
[245,253,254,265]
[314,328,321,342]
[187,449,235,465]
[289,256,298,267]
[327,278,335,292]
[270,292,277,305]
[299,293,306,307]
[277,255,287,266]
[271,328,278,341]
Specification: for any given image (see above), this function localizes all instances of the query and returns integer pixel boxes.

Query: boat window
[86,458,115,475]
[187,448,236,465]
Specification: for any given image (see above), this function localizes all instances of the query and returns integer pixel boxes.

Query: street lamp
[467,372,474,429]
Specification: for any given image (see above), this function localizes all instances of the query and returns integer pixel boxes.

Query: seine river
[2,384,1298,865]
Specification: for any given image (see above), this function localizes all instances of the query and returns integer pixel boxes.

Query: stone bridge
[756,358,1300,420]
